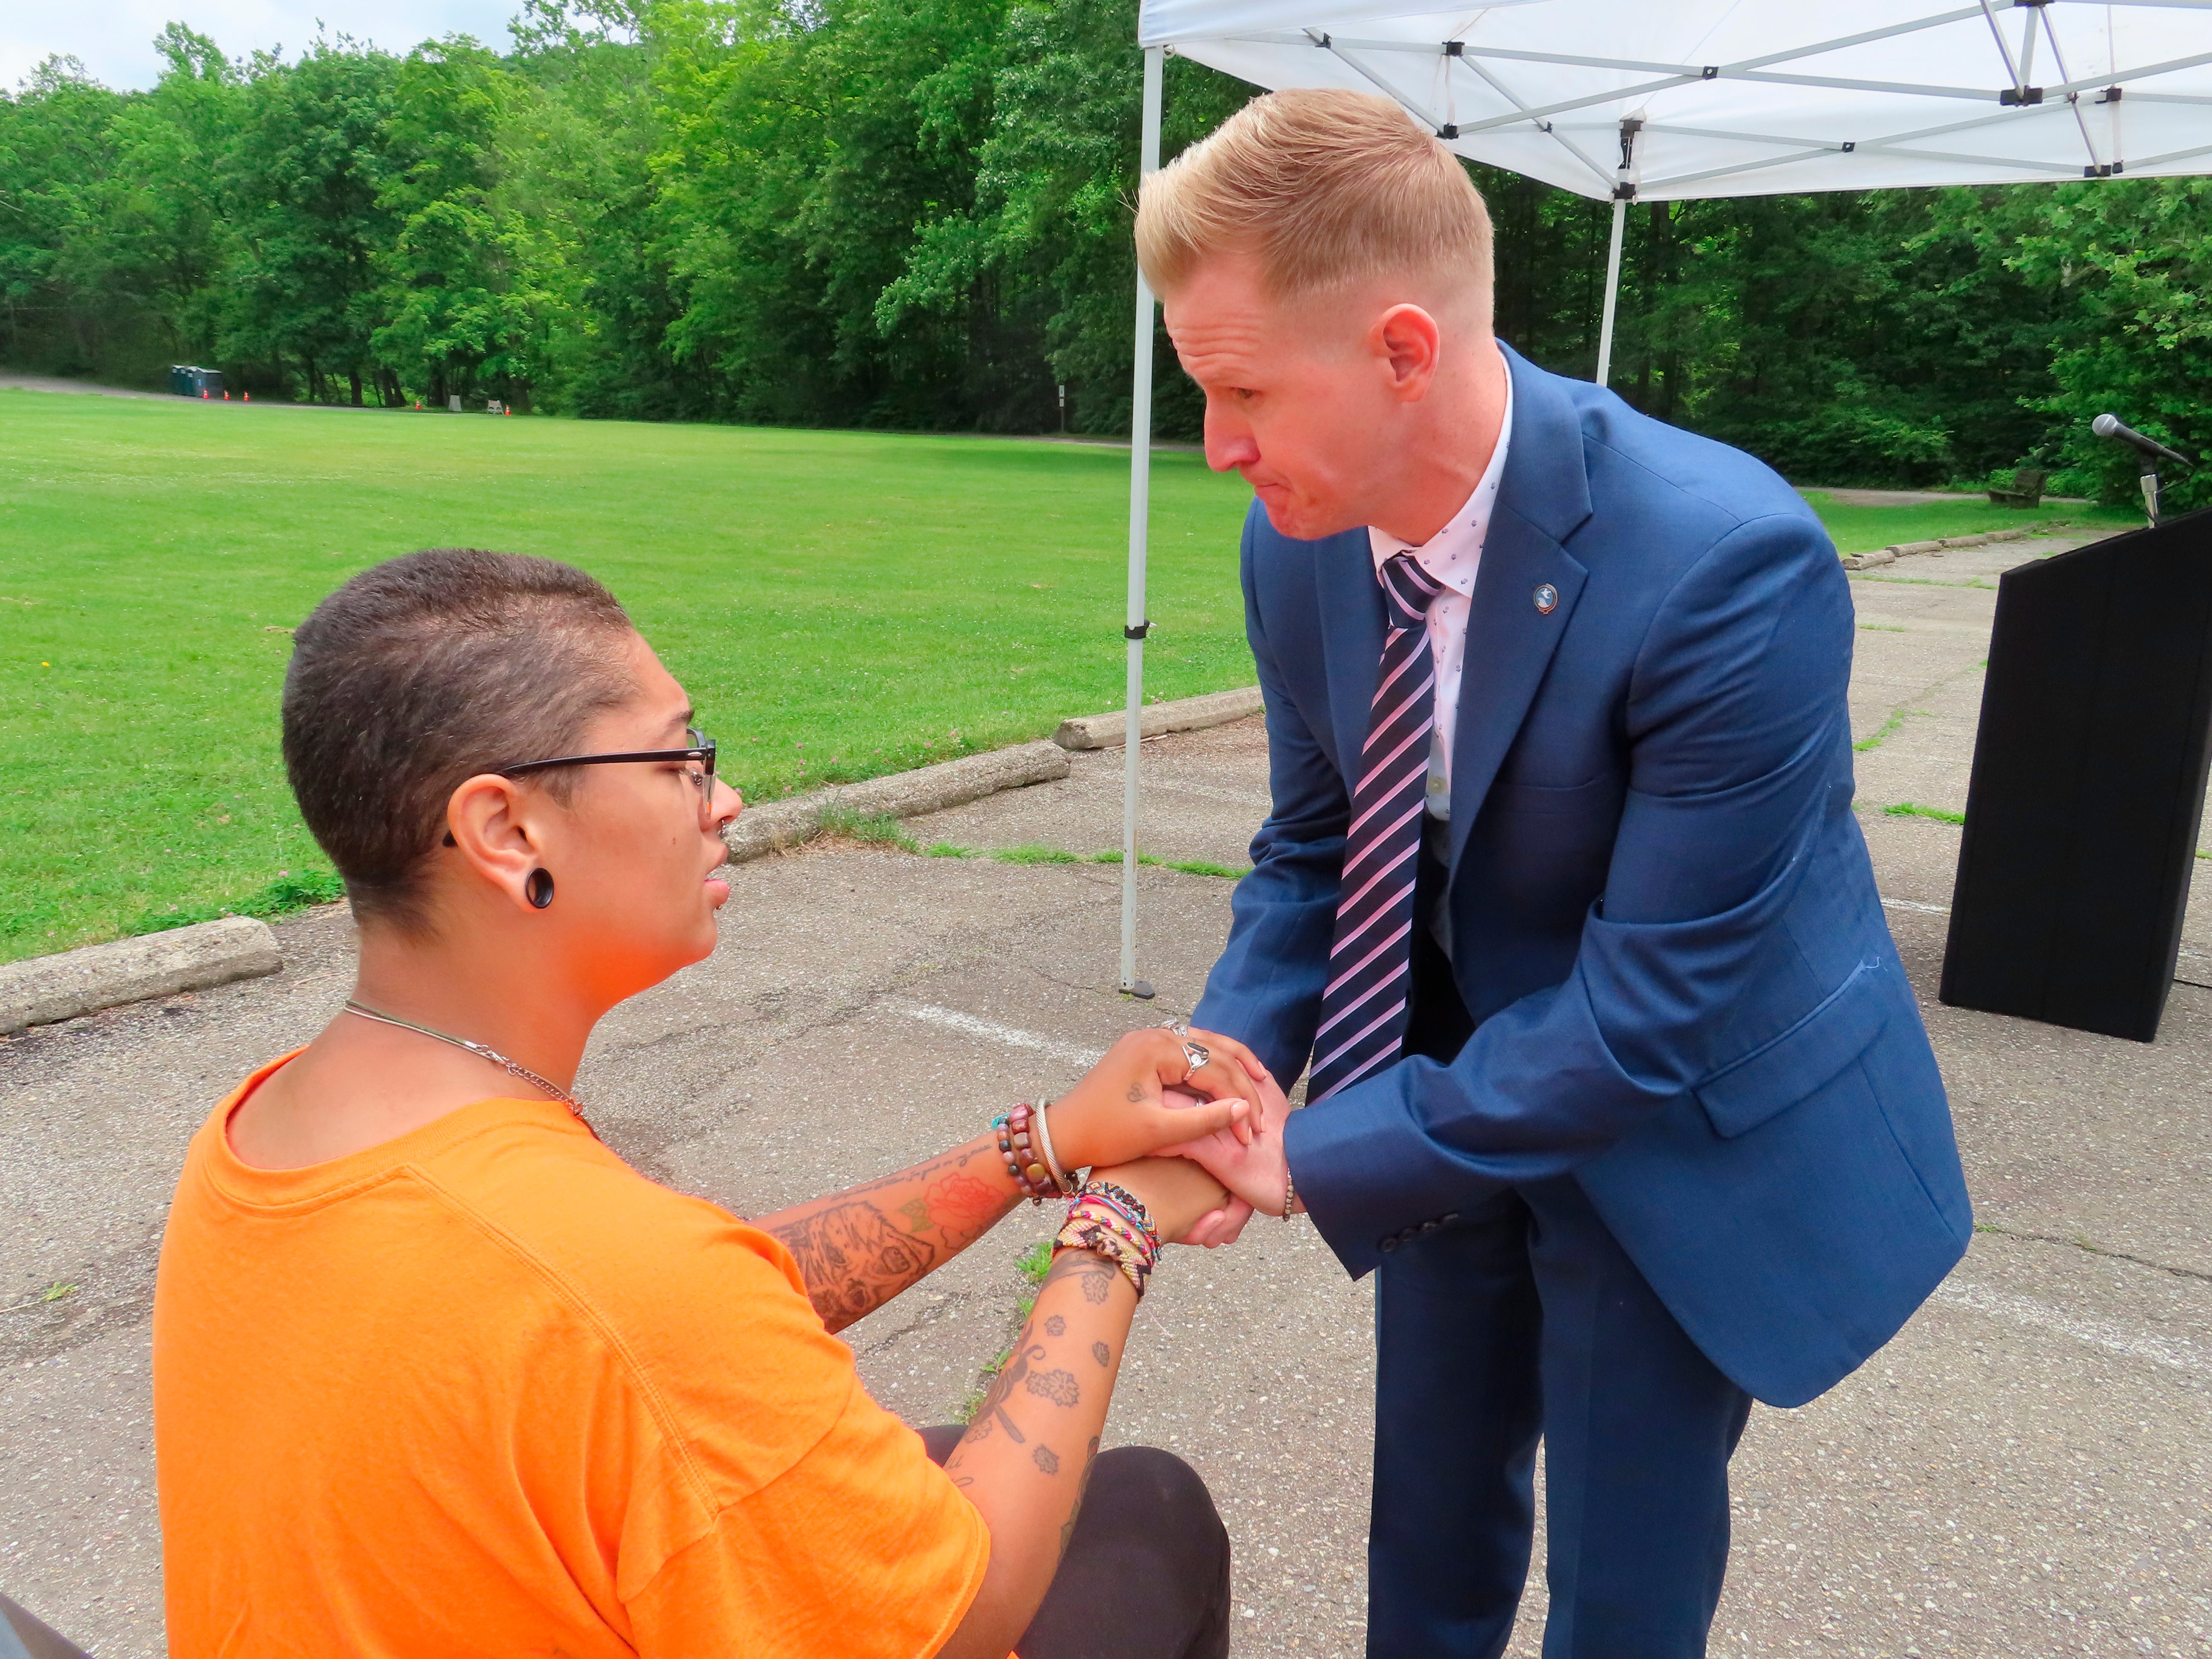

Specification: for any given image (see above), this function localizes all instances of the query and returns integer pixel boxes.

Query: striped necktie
[1308,552,1446,1102]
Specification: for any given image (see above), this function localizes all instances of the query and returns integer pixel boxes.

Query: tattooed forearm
[754,1132,1025,1331]
[770,1201,938,1332]
[1042,1247,1118,1305]
[936,1251,1135,1651]
[964,1343,1046,1447]
[1025,1367,1080,1407]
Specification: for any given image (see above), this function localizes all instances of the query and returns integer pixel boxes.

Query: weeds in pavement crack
[960,1240,1057,1424]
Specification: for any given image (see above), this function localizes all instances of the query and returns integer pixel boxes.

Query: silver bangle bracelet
[1033,1099,1077,1194]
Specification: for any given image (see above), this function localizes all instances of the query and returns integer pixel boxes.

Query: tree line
[3,0,2205,505]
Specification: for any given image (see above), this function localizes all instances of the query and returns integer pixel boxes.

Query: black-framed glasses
[499,728,720,830]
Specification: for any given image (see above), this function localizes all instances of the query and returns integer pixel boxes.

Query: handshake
[1043,1025,1297,1250]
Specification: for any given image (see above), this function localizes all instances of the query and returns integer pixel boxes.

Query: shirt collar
[1367,369,1515,599]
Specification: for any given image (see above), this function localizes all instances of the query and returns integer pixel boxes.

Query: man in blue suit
[1144,91,1971,1656]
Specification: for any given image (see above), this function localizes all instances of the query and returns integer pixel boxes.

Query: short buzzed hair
[1135,88,1493,320]
[282,549,637,934]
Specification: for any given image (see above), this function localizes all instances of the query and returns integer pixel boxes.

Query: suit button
[1420,1219,1441,1234]
[1442,1212,1460,1225]
[1379,1237,1399,1254]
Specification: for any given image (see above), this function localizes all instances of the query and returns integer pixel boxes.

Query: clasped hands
[1048,1027,1293,1250]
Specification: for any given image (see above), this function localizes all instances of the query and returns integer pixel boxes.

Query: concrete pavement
[4,531,2209,1656]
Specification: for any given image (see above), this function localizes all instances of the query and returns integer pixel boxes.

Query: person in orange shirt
[153,547,1270,1659]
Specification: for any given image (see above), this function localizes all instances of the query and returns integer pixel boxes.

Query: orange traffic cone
[223,390,230,400]
[244,391,250,402]
[201,390,208,399]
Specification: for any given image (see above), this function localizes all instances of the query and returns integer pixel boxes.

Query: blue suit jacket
[1192,345,1971,1409]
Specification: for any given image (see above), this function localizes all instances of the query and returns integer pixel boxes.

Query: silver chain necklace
[342,1000,587,1120]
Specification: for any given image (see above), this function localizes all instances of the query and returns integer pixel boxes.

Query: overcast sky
[2,1,522,91]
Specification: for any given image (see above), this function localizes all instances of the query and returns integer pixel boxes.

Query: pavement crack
[1851,655,1986,755]
[0,1225,164,1366]
[845,1286,990,1356]
[1974,1221,2212,1286]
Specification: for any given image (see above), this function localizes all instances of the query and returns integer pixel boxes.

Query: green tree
[91,27,245,370]
[880,0,1248,438]
[220,39,407,402]
[0,58,129,373]
[371,40,546,407]
[1995,178,2212,511]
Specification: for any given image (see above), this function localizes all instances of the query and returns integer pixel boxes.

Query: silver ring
[1159,1018,1191,1038]
[1180,1039,1211,1075]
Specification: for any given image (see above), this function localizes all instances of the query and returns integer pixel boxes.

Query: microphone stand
[2092,413,2191,528]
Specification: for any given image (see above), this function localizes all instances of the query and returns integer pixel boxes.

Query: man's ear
[1372,303,1443,402]
[445,774,546,913]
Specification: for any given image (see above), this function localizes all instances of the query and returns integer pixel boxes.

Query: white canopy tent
[1110,0,2212,995]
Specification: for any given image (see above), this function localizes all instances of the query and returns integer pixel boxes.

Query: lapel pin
[1533,583,1559,614]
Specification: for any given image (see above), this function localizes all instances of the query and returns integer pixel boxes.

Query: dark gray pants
[920,1426,1232,1659]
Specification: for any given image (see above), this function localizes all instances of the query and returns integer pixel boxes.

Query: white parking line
[882,1001,1101,1070]
[1880,895,1951,915]
[1932,1279,2212,1378]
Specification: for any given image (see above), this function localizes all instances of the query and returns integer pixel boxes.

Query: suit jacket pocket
[1694,959,1893,1138]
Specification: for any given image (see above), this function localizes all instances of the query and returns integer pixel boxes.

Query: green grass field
[0,391,2144,965]
[1799,489,2137,552]
[1,393,1262,963]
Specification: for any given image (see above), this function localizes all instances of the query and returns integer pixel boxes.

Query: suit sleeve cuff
[1284,1065,1504,1280]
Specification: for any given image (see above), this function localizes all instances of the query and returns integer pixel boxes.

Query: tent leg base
[1122,981,1157,1000]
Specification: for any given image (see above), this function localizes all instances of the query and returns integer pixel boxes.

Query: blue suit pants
[1368,852,1753,1656]
[1368,1177,1754,1657]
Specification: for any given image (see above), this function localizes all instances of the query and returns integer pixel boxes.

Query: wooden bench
[1988,466,2046,509]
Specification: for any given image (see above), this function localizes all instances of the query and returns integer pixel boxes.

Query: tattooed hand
[1046,1028,1268,1173]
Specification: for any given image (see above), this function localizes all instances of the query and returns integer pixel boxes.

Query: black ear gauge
[525,869,555,909]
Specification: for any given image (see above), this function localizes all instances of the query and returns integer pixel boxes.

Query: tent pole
[1121,43,1164,998]
[1595,194,1627,387]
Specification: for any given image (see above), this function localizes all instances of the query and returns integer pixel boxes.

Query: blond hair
[1135,88,1493,318]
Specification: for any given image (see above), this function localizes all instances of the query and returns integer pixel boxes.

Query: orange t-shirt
[152,1055,990,1658]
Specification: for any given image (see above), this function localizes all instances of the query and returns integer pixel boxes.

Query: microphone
[2092,413,2190,466]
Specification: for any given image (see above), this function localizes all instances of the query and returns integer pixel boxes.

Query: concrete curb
[1053,686,1265,751]
[1842,526,2040,571]
[723,740,1071,864]
[0,916,282,1036]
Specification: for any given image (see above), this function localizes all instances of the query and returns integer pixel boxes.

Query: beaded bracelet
[992,1103,1061,1204]
[1052,1179,1161,1300]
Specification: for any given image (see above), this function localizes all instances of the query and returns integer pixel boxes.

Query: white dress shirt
[1367,374,1514,821]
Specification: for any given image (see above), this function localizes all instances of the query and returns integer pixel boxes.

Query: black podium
[1941,506,2212,1042]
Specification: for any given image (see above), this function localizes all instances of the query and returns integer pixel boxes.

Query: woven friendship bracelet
[1079,1180,1159,1251]
[1055,1212,1154,1300]
[1052,1179,1161,1299]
